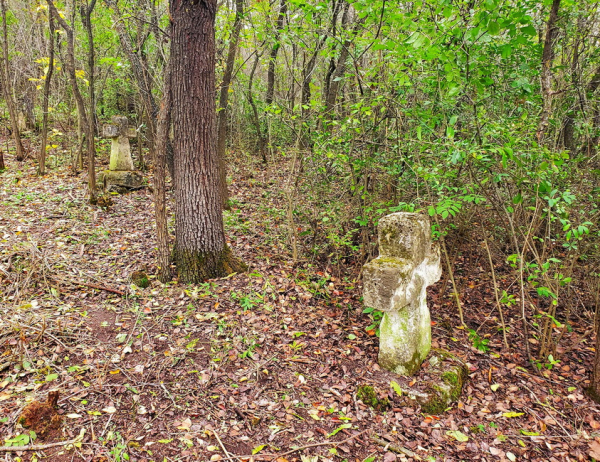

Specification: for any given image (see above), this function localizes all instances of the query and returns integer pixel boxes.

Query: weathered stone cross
[99,116,142,191]
[363,213,442,375]
[103,115,137,171]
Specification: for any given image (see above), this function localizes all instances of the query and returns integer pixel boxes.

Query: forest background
[1,0,600,460]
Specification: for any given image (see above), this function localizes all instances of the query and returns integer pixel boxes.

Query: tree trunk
[217,0,244,209]
[265,0,286,106]
[247,53,268,163]
[47,0,97,204]
[586,65,600,155]
[537,0,561,142]
[81,0,97,135]
[39,13,55,176]
[0,147,4,171]
[154,63,172,283]
[0,0,25,161]
[170,0,245,283]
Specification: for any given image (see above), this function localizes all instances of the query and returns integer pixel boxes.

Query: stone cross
[99,116,142,192]
[103,115,137,171]
[363,213,442,376]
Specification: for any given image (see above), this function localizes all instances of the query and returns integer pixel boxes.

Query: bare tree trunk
[81,0,98,135]
[537,0,561,142]
[39,14,55,176]
[0,147,4,171]
[47,0,97,204]
[217,0,244,209]
[170,0,245,283]
[247,53,268,163]
[586,65,600,155]
[0,0,25,161]
[265,0,286,106]
[154,63,171,283]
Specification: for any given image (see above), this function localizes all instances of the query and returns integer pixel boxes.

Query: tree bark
[537,0,561,142]
[39,13,55,176]
[586,65,600,154]
[154,62,172,283]
[265,0,286,106]
[217,0,244,209]
[80,0,98,135]
[0,0,25,161]
[247,53,268,163]
[170,0,245,283]
[47,0,97,203]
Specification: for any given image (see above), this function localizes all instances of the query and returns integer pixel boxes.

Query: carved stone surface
[103,116,137,172]
[363,213,441,375]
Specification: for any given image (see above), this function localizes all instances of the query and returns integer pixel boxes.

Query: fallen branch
[372,435,421,460]
[79,282,125,296]
[0,438,78,452]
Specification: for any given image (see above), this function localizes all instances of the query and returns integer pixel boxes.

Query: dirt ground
[1,150,599,462]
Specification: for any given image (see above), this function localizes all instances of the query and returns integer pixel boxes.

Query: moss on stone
[131,271,150,289]
[420,383,448,414]
[407,349,468,415]
[357,385,390,411]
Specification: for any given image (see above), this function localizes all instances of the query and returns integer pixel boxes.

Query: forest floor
[1,147,599,462]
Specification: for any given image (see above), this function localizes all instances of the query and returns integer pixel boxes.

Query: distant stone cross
[363,213,442,375]
[100,116,142,192]
[103,116,137,171]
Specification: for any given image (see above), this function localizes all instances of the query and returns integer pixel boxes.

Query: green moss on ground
[131,271,150,288]
[357,385,390,411]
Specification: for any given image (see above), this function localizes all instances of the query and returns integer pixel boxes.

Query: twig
[79,282,125,296]
[0,438,78,452]
[213,430,232,459]
[372,435,421,460]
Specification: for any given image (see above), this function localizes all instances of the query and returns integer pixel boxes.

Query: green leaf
[488,21,500,35]
[45,373,58,382]
[252,444,267,454]
[503,412,525,418]
[390,380,403,397]
[490,383,500,392]
[446,430,469,442]
[328,423,351,438]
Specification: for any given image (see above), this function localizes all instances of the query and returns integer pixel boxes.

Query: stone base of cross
[363,213,442,375]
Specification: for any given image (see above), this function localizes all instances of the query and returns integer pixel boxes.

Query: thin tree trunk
[265,0,286,106]
[47,0,97,203]
[586,65,600,154]
[81,0,97,135]
[247,53,268,163]
[537,0,561,142]
[154,63,171,283]
[39,14,55,176]
[217,0,244,209]
[0,147,4,171]
[170,0,245,283]
[0,0,25,161]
